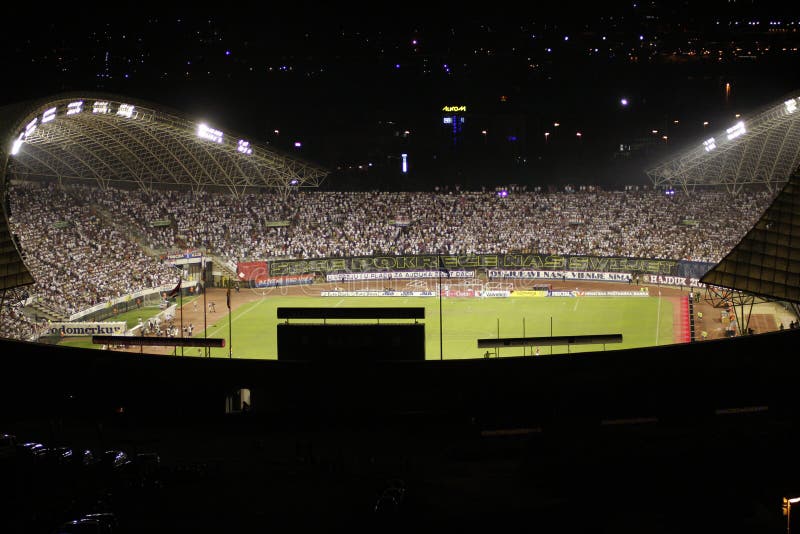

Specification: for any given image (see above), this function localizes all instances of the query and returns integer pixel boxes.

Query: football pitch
[198,295,676,360]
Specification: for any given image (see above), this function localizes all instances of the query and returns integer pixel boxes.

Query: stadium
[2,91,800,531]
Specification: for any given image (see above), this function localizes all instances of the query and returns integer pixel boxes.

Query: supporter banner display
[642,274,706,288]
[490,270,632,282]
[164,249,203,261]
[45,321,126,337]
[321,290,435,297]
[270,254,679,277]
[237,261,269,281]
[253,275,314,288]
[326,270,474,282]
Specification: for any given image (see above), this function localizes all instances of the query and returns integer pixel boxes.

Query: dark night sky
[2,3,799,189]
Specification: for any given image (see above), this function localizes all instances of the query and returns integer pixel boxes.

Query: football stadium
[2,91,800,531]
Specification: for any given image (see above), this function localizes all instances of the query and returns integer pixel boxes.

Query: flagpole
[202,254,208,357]
[438,253,443,361]
[179,277,184,357]
[227,280,232,359]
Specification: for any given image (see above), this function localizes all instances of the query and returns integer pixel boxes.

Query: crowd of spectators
[5,182,178,336]
[0,180,778,339]
[83,182,773,263]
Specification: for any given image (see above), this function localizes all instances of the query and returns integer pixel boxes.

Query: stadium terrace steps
[26,299,68,322]
[209,254,238,280]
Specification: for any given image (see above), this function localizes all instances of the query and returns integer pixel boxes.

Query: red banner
[237,261,269,282]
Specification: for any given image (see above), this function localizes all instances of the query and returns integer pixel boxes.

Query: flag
[167,278,182,298]
[226,285,231,309]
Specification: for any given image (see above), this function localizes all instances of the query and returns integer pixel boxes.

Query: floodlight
[703,137,717,152]
[24,118,37,137]
[117,104,135,118]
[93,101,110,114]
[11,138,23,155]
[67,101,83,115]
[197,123,223,143]
[42,107,57,123]
[785,99,798,114]
[237,140,252,155]
[726,121,746,140]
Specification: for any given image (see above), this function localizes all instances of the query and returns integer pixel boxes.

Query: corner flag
[167,278,182,298]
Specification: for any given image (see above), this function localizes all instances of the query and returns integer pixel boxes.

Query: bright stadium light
[42,107,57,123]
[10,137,23,156]
[24,118,37,138]
[726,121,746,140]
[197,123,223,143]
[116,104,135,118]
[93,101,110,114]
[237,140,252,155]
[785,99,798,114]
[401,153,408,173]
[703,137,717,152]
[67,101,83,115]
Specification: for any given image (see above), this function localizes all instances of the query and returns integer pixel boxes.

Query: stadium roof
[0,92,329,197]
[0,91,330,290]
[646,91,800,195]
[701,169,800,304]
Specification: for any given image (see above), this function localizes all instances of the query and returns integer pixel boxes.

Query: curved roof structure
[0,91,330,290]
[646,91,800,195]
[1,92,329,197]
[701,169,800,304]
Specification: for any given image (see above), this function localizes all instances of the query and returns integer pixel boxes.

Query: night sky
[1,2,799,190]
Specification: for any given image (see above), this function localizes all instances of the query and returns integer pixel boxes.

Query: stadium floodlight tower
[646,91,800,196]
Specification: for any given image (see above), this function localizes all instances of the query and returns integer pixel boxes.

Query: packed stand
[6,181,178,322]
[1,180,777,340]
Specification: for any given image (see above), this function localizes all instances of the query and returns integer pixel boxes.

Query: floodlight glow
[237,140,252,155]
[42,107,57,123]
[726,121,746,140]
[294,141,302,148]
[25,118,37,137]
[117,104,135,118]
[703,138,716,152]
[67,101,83,115]
[11,138,23,155]
[785,99,798,114]
[289,179,299,185]
[620,98,628,106]
[197,123,223,143]
[401,153,408,173]
[93,101,110,114]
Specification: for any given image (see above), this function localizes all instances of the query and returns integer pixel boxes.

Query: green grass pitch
[199,295,675,360]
